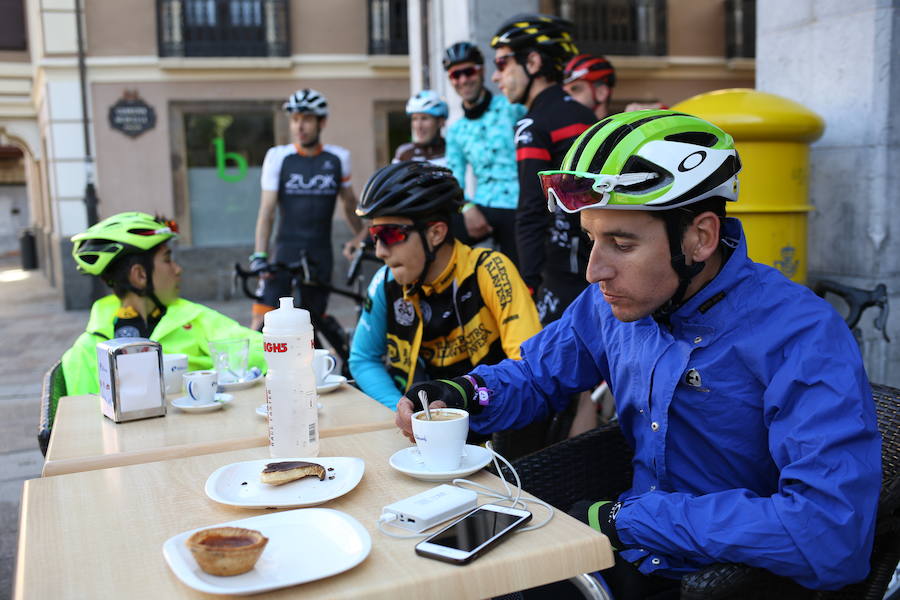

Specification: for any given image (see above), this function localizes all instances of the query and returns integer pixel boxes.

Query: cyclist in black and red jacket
[490,14,598,325]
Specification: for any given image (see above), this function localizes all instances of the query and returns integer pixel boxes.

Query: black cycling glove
[405,374,488,415]
[249,252,269,274]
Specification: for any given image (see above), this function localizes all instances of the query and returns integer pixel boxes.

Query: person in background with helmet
[393,90,448,167]
[62,212,266,396]
[348,161,540,411]
[563,53,616,120]
[250,88,365,330]
[395,111,879,596]
[443,41,524,265]
[490,13,596,325]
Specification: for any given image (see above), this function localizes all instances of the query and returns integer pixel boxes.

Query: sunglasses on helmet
[539,170,659,213]
[368,223,417,247]
[493,53,517,72]
[449,65,482,81]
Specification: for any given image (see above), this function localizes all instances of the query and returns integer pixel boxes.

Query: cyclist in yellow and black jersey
[348,161,540,411]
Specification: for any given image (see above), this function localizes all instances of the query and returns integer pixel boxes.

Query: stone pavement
[0,254,364,599]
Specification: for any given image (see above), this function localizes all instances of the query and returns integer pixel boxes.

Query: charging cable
[376,441,554,538]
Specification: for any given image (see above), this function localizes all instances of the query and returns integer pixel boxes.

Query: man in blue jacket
[395,110,881,597]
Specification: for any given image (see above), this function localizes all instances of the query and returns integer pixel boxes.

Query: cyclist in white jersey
[250,88,365,330]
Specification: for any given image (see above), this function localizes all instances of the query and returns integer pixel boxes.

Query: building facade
[0,0,411,307]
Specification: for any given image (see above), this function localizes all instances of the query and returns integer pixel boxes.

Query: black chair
[500,384,900,599]
[37,359,66,457]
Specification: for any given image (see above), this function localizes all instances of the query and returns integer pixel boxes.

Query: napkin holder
[96,338,167,423]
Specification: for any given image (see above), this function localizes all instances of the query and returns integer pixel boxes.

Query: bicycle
[234,243,381,377]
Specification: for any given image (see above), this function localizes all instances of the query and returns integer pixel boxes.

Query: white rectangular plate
[162,508,371,595]
[205,457,365,509]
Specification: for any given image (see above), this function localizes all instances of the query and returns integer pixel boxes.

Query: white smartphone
[414,503,532,565]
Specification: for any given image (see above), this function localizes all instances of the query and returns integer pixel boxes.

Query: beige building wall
[90,76,409,228]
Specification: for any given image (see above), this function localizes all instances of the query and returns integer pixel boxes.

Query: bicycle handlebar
[233,255,367,305]
[814,279,890,342]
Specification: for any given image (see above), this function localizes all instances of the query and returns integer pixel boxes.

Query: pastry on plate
[186,526,268,576]
[260,461,327,485]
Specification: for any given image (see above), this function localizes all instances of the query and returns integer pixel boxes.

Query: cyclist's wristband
[461,202,476,213]
[249,251,268,261]
[440,375,487,415]
[588,500,623,550]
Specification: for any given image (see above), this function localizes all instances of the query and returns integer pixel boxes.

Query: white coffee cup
[411,408,469,472]
[313,349,336,386]
[162,353,188,395]
[183,370,217,404]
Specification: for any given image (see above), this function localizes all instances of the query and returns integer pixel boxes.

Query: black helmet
[490,13,578,76]
[443,41,484,70]
[357,161,463,220]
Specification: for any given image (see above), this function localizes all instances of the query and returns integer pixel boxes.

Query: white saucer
[317,374,346,394]
[388,444,493,482]
[218,367,263,392]
[162,508,371,595]
[256,403,322,417]
[171,393,233,413]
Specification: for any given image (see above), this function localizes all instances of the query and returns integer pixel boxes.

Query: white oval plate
[162,508,371,595]
[205,456,365,509]
[218,367,263,392]
[171,393,233,413]
[388,444,493,482]
[317,374,347,394]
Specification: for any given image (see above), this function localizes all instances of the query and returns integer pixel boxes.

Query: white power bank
[381,485,478,533]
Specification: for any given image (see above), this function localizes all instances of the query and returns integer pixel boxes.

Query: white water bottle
[262,297,319,457]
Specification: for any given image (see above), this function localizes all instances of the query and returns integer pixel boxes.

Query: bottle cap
[262,297,312,335]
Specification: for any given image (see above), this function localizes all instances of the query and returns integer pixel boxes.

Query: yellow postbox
[672,89,824,283]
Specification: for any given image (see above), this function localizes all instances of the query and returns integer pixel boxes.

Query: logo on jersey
[321,159,335,171]
[393,298,415,327]
[684,368,702,387]
[284,173,337,194]
[514,118,534,145]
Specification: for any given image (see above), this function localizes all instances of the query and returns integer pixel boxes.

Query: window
[556,0,667,57]
[172,104,277,247]
[725,0,755,59]
[0,0,27,51]
[157,0,289,57]
[369,0,408,55]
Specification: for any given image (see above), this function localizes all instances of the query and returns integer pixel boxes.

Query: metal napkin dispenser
[96,338,167,423]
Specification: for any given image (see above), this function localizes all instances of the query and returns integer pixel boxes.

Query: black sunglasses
[369,223,417,247]
[449,65,482,81]
[493,53,517,72]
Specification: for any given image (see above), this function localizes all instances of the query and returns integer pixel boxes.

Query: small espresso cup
[411,408,469,472]
[183,370,217,404]
[313,349,336,386]
[162,353,188,395]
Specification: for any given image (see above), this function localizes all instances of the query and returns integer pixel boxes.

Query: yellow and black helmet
[490,13,578,74]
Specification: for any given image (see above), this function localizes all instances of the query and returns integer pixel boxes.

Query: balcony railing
[157,0,290,58]
[725,0,755,59]
[368,0,408,55]
[556,0,667,57]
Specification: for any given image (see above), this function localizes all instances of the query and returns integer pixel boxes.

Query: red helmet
[563,54,616,87]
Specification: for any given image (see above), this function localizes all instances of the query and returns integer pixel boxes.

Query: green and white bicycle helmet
[71,212,178,277]
[539,110,742,317]
[540,109,741,214]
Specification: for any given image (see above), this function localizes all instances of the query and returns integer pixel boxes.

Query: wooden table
[42,382,396,477]
[17,428,614,599]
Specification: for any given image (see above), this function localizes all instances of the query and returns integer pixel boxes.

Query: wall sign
[108,90,156,138]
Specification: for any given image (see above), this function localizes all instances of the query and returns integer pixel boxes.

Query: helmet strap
[512,52,538,105]
[653,216,705,324]
[407,222,446,296]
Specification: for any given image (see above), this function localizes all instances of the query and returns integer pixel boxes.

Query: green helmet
[71,212,178,277]
[539,110,741,214]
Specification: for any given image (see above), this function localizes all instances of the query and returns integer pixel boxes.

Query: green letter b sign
[214,137,248,182]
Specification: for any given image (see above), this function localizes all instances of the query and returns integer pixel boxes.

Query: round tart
[186,526,268,576]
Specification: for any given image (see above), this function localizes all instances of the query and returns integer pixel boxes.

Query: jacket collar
[667,218,752,332]
[86,295,205,340]
[416,240,468,296]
